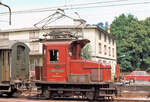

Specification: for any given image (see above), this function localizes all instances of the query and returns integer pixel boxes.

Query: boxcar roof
[0,40,29,50]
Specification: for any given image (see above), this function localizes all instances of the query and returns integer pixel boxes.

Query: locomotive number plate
[50,69,64,72]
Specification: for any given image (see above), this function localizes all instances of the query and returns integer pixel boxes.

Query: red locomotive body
[35,39,116,100]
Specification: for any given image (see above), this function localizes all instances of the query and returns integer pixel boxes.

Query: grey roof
[0,40,29,50]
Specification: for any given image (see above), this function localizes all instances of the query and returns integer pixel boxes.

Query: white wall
[9,31,29,40]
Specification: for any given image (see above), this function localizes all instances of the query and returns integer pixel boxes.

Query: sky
[0,0,150,29]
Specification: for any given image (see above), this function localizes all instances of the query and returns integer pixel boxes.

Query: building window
[49,50,59,63]
[112,48,115,57]
[109,37,111,44]
[109,61,111,64]
[34,59,39,66]
[98,59,102,62]
[109,47,111,56]
[112,39,114,45]
[104,34,107,42]
[29,31,39,39]
[103,60,107,63]
[99,33,101,40]
[99,43,102,54]
[30,43,39,52]
[104,45,107,55]
[0,33,9,40]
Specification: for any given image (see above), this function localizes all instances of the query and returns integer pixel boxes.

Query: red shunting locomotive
[35,39,117,100]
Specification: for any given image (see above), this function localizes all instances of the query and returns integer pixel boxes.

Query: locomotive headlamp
[0,1,11,25]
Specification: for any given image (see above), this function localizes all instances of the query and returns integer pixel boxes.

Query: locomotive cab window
[69,47,73,56]
[49,50,59,63]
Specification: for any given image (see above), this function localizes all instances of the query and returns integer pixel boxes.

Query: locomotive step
[99,88,116,90]
[46,88,95,91]
[99,94,114,97]
[0,90,11,92]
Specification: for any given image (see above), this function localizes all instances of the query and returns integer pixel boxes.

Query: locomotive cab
[41,40,88,82]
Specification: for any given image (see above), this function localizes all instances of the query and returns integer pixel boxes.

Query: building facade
[0,25,117,79]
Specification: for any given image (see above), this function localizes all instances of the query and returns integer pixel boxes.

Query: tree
[142,18,150,71]
[87,21,109,31]
[97,21,109,31]
[110,14,150,71]
[123,20,147,71]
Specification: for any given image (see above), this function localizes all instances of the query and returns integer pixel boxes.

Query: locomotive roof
[0,40,30,50]
[43,39,90,48]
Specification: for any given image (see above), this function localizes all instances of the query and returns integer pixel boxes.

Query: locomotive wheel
[6,92,14,97]
[86,91,95,100]
[43,90,50,99]
[13,90,22,97]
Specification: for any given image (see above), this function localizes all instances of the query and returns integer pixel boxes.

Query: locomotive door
[47,47,67,82]
[1,51,10,81]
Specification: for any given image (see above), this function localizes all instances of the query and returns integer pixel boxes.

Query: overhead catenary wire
[1,0,128,15]
[0,20,8,22]
[70,1,150,10]
[0,0,150,15]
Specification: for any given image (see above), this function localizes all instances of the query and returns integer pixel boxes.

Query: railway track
[0,83,150,102]
[114,98,150,102]
[0,97,150,102]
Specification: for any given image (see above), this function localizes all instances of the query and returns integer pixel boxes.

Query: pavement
[133,80,150,85]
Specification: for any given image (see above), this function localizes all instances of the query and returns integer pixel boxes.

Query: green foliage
[146,68,150,72]
[82,44,92,60]
[97,21,109,31]
[110,14,150,72]
[88,21,109,31]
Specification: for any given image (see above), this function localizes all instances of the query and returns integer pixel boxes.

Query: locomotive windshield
[69,39,90,59]
[69,45,81,58]
[49,49,59,63]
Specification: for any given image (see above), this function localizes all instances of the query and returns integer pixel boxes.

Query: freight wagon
[35,39,117,100]
[0,40,30,96]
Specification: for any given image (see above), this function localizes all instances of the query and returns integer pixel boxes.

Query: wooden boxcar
[0,40,30,96]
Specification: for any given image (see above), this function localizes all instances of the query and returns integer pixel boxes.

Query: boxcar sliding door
[1,51,10,82]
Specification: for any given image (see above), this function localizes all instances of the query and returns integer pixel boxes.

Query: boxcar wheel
[7,88,18,97]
